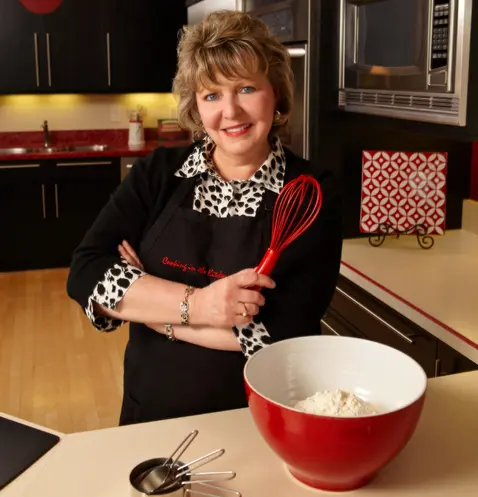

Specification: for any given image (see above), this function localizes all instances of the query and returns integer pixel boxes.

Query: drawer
[436,340,478,376]
[329,276,438,378]
[321,308,365,339]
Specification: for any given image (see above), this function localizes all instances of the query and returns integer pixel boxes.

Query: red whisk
[255,174,323,279]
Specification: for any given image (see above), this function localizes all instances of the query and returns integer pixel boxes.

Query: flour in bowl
[293,389,377,417]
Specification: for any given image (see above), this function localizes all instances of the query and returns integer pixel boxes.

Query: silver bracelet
[165,323,176,341]
[180,285,195,325]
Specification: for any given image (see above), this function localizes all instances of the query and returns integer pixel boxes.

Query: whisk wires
[271,175,322,253]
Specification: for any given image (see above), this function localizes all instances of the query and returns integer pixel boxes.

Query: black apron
[119,176,276,425]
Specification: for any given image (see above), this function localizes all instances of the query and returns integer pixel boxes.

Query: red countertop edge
[0,140,191,161]
[341,260,478,351]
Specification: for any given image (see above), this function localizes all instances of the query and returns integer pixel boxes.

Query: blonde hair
[172,10,294,138]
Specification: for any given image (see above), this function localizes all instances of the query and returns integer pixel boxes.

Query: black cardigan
[66,141,343,343]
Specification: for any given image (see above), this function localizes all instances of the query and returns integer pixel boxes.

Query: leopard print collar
[175,135,286,194]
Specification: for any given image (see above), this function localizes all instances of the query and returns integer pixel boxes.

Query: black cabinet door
[321,309,365,338]
[106,0,187,92]
[51,158,120,267]
[0,161,59,271]
[0,0,42,93]
[436,341,478,376]
[41,1,109,93]
[329,276,438,378]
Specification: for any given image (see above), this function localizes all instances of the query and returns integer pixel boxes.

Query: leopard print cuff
[85,261,145,332]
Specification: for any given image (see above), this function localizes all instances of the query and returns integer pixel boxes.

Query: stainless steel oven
[244,0,311,159]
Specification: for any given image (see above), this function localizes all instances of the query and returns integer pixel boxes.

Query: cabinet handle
[335,286,415,345]
[0,163,40,169]
[126,164,133,169]
[320,319,341,336]
[56,161,113,167]
[46,33,52,87]
[434,358,441,377]
[106,32,111,86]
[54,183,59,218]
[41,184,46,219]
[33,33,40,87]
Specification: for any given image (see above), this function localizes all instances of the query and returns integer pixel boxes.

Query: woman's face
[195,71,276,163]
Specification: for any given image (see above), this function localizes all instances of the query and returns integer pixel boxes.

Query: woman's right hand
[190,268,276,327]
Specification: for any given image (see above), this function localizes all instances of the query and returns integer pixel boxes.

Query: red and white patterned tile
[360,151,447,235]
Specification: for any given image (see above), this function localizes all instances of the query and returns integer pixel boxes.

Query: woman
[67,10,343,425]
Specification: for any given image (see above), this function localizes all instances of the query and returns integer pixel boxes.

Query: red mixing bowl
[243,335,427,491]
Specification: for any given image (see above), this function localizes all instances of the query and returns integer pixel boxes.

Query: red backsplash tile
[0,128,161,148]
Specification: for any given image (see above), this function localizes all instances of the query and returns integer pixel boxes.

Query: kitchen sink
[67,144,109,152]
[0,144,109,155]
[0,147,55,154]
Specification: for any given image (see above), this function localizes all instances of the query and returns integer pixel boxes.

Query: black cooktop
[0,416,60,490]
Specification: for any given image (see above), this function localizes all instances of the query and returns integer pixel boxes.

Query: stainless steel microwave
[338,0,473,126]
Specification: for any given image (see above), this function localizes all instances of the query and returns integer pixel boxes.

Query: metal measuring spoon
[133,429,198,493]
[139,448,226,494]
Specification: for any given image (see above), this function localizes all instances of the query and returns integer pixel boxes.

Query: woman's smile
[222,123,252,137]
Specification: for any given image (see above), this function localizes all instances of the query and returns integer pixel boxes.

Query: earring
[273,110,282,124]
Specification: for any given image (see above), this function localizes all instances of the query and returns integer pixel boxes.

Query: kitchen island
[3,371,478,497]
[340,229,478,364]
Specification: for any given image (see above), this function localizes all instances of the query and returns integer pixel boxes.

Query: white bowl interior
[245,336,427,415]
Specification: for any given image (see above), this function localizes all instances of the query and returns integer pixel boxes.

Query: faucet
[41,120,51,148]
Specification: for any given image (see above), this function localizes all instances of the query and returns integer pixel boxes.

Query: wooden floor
[0,268,129,434]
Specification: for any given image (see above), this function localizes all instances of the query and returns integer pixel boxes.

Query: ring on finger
[241,302,248,318]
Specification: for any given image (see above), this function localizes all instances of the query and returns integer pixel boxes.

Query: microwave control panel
[431,1,450,69]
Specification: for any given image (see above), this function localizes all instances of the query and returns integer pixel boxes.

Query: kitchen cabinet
[104,0,187,93]
[0,160,57,271]
[0,0,187,94]
[435,340,478,376]
[51,157,120,267]
[321,275,477,378]
[41,1,108,93]
[0,0,42,93]
[0,157,120,272]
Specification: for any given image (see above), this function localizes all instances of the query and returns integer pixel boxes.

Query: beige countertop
[340,229,478,364]
[3,371,478,497]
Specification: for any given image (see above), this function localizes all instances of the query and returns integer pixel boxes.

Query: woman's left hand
[118,240,144,270]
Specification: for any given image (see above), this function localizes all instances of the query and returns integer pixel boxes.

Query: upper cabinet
[105,0,186,93]
[41,1,109,93]
[0,0,187,94]
[0,0,43,93]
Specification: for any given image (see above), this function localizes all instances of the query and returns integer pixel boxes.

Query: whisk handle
[249,248,280,291]
[255,248,280,276]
